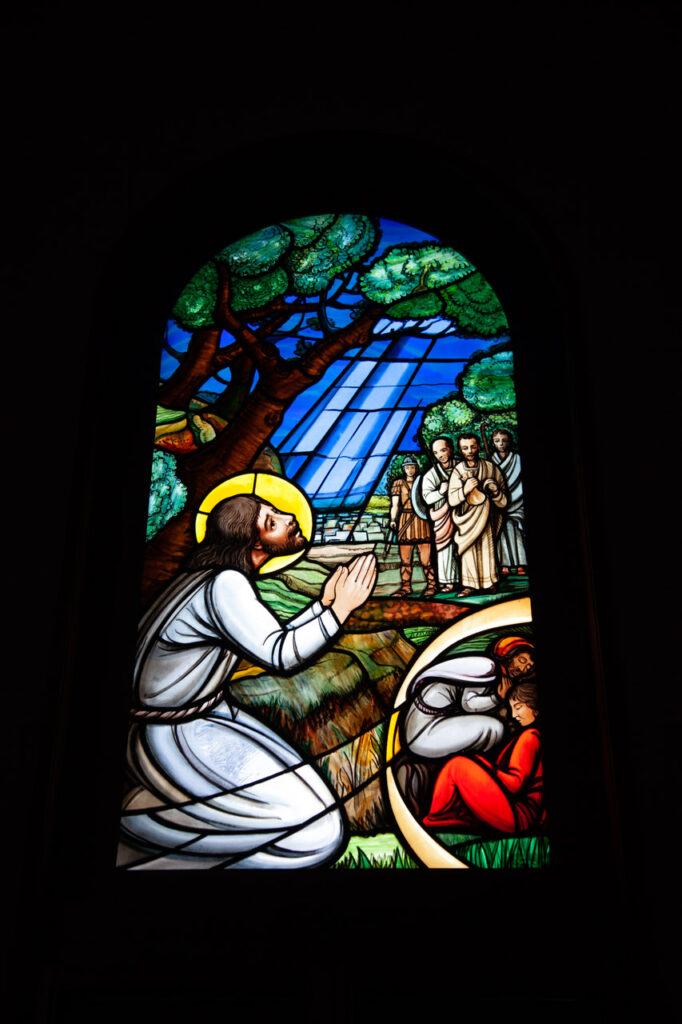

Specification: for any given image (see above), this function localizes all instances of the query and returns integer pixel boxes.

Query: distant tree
[420,397,476,449]
[143,218,509,603]
[146,451,188,541]
[419,345,519,453]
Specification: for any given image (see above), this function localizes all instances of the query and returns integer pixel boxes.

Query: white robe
[421,464,457,585]
[492,450,527,568]
[402,655,505,759]
[120,570,345,869]
[448,459,507,589]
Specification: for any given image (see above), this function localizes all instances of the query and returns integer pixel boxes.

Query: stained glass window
[118,214,545,870]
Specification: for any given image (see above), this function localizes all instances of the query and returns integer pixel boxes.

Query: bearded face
[507,650,535,680]
[257,504,307,557]
[260,518,307,556]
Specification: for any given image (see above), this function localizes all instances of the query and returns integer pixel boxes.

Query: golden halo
[194,472,314,576]
[385,596,533,869]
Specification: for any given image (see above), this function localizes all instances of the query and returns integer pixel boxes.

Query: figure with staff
[389,456,437,597]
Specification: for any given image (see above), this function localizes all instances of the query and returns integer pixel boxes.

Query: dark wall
[7,8,678,1021]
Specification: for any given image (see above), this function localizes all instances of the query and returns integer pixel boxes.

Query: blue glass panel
[398,384,456,408]
[325,387,357,412]
[396,409,425,451]
[374,218,438,256]
[384,335,433,359]
[208,372,230,390]
[370,409,411,456]
[281,453,309,478]
[249,369,260,393]
[419,318,453,335]
[374,318,401,335]
[271,361,350,447]
[349,385,408,411]
[335,460,367,505]
[325,411,369,457]
[160,322,194,381]
[315,457,361,499]
[167,321,192,353]
[313,493,346,511]
[362,339,392,358]
[428,335,508,360]
[411,362,462,386]
[275,335,301,359]
[338,360,376,387]
[277,408,322,453]
[326,307,357,330]
[339,410,390,458]
[366,361,415,387]
[295,455,335,494]
[293,410,341,453]
[159,350,180,381]
[345,455,387,504]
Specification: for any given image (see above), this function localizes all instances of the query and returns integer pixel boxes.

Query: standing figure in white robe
[421,437,458,592]
[120,494,376,870]
[448,434,507,596]
[491,429,527,575]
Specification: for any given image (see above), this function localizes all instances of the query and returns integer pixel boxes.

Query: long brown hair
[508,681,540,713]
[184,494,261,576]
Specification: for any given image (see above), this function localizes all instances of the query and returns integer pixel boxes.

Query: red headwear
[493,636,534,660]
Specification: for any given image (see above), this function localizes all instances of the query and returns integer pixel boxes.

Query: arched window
[119,212,545,871]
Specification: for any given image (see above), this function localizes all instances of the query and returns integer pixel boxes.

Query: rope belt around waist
[412,690,457,717]
[129,688,226,722]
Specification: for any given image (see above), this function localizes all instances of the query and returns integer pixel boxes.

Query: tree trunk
[157,327,221,410]
[142,309,380,604]
[208,353,255,421]
[139,507,196,608]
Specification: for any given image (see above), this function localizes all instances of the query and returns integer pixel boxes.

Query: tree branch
[214,263,283,372]
[214,338,243,370]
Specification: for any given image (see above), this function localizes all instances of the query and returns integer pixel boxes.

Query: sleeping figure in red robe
[423,680,545,833]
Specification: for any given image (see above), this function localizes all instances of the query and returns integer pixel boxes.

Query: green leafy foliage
[217,223,290,276]
[230,266,289,312]
[415,348,520,457]
[461,349,517,410]
[442,271,509,337]
[282,214,336,247]
[146,450,188,540]
[171,262,219,331]
[386,291,444,320]
[359,243,474,305]
[286,213,377,295]
[171,214,378,328]
[420,396,476,448]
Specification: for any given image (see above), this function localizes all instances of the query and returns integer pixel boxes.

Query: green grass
[332,833,418,869]
[255,577,310,619]
[403,625,441,647]
[435,831,550,868]
[439,622,534,660]
[333,831,549,869]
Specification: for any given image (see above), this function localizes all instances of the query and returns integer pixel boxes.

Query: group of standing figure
[390,429,526,598]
